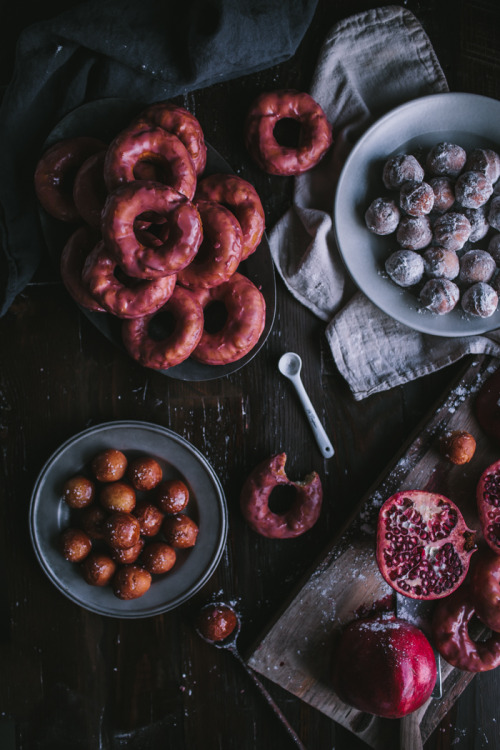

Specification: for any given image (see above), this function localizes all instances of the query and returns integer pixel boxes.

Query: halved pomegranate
[376,490,476,600]
[476,460,500,554]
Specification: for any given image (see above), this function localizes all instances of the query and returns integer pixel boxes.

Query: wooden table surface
[1,1,499,748]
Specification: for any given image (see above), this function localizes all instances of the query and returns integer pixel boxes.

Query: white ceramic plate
[29,421,228,618]
[334,92,500,337]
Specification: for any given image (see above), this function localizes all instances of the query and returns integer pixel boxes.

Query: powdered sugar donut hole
[396,215,432,250]
[455,170,493,209]
[488,195,500,231]
[459,249,496,284]
[433,212,472,251]
[423,247,459,280]
[428,176,455,213]
[382,154,424,190]
[420,278,460,315]
[459,206,490,242]
[385,249,424,287]
[399,180,434,216]
[426,142,466,178]
[365,197,400,235]
[465,148,500,184]
[461,282,499,317]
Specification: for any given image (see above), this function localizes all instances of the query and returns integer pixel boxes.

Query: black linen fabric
[0,0,318,315]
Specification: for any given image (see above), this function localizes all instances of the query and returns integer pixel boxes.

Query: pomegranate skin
[476,460,500,554]
[331,614,436,718]
[376,490,476,600]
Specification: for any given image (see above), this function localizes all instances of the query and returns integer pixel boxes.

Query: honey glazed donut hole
[62,475,95,509]
[459,249,496,285]
[80,505,108,541]
[140,541,177,575]
[91,449,128,482]
[385,250,424,287]
[465,148,500,184]
[60,527,92,563]
[364,197,400,235]
[197,604,239,643]
[81,552,117,587]
[420,278,460,315]
[426,142,467,178]
[104,511,142,549]
[133,499,165,537]
[156,478,190,514]
[111,539,145,565]
[396,214,432,250]
[399,180,434,216]
[162,513,199,548]
[423,247,460,281]
[455,170,493,209]
[461,282,499,318]
[428,176,455,214]
[382,154,424,190]
[112,565,152,600]
[99,481,136,513]
[127,456,163,491]
[432,212,472,251]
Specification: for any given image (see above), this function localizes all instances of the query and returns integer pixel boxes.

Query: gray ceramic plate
[334,92,500,337]
[39,98,276,380]
[29,421,228,618]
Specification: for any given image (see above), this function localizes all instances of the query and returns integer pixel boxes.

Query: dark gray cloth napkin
[0,0,318,316]
[269,4,500,400]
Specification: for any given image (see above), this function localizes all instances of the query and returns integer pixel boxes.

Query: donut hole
[273,118,302,148]
[133,156,174,184]
[148,309,177,341]
[203,300,228,333]
[134,211,170,246]
[268,484,297,514]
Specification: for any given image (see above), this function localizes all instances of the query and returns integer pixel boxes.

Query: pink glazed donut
[244,89,332,176]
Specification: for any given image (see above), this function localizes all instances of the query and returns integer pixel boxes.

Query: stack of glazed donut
[34,101,268,371]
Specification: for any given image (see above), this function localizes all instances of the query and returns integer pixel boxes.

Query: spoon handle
[291,375,334,459]
[230,647,308,750]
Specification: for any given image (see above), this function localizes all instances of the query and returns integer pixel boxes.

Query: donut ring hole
[134,212,170,247]
[132,154,175,185]
[203,300,228,334]
[268,484,297,514]
[273,117,302,149]
[147,309,177,341]
[113,265,144,290]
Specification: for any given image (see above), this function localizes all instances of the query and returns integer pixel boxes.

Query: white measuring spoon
[278,352,334,459]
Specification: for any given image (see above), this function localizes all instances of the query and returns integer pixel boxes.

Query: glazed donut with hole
[104,125,197,199]
[34,136,107,222]
[244,89,332,176]
[190,272,266,365]
[240,453,323,539]
[82,240,177,318]
[432,585,500,672]
[195,173,265,260]
[122,285,204,370]
[129,101,207,175]
[101,181,202,279]
[60,226,106,313]
[177,200,243,289]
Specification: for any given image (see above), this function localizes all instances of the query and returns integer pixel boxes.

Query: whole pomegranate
[331,613,436,718]
[476,460,500,553]
[470,546,500,631]
[376,490,476,600]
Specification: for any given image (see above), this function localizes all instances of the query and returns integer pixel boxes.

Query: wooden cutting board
[246,354,500,748]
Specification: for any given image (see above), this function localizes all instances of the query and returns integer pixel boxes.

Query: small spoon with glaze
[278,352,334,459]
[196,603,308,750]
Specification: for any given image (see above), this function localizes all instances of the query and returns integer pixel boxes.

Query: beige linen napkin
[269,4,500,400]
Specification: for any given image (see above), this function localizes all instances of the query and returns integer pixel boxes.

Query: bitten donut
[190,272,266,365]
[129,101,207,175]
[432,586,500,672]
[101,181,202,279]
[104,126,197,199]
[195,174,265,260]
[73,149,108,228]
[34,136,107,222]
[240,452,323,539]
[177,200,243,288]
[60,226,106,312]
[244,89,332,176]
[122,285,204,370]
[82,240,177,318]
